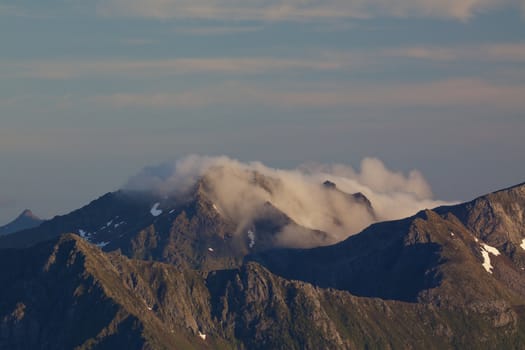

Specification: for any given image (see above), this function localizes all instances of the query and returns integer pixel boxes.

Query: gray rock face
[437,183,525,260]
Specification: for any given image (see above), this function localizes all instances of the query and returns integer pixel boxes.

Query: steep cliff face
[436,183,525,263]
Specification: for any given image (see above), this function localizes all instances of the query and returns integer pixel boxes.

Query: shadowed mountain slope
[2,233,525,349]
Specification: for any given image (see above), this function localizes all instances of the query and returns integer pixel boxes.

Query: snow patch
[169,209,175,214]
[78,229,94,242]
[208,247,214,252]
[114,221,125,228]
[480,243,501,274]
[96,241,110,248]
[521,238,525,250]
[480,250,493,273]
[482,243,501,256]
[450,231,455,237]
[248,230,256,249]
[198,331,206,340]
[150,203,163,217]
[106,220,113,227]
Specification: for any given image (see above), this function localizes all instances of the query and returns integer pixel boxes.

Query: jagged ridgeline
[1,171,525,348]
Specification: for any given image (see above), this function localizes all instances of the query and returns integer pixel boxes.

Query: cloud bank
[126,155,454,248]
[96,0,521,21]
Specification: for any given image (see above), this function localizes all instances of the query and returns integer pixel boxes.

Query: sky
[0,0,524,224]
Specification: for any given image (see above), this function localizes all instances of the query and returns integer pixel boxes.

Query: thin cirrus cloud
[94,79,525,110]
[1,57,345,80]
[174,25,264,35]
[96,0,522,20]
[386,43,525,63]
[4,42,525,80]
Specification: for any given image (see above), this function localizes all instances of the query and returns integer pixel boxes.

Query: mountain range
[0,173,524,349]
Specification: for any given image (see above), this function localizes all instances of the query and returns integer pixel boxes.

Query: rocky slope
[0,182,524,349]
[435,182,525,266]
[2,233,525,350]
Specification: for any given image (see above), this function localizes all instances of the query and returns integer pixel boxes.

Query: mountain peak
[323,180,337,189]
[19,209,40,220]
[0,209,43,236]
[322,179,375,218]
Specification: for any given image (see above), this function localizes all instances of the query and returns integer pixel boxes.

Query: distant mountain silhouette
[0,209,42,236]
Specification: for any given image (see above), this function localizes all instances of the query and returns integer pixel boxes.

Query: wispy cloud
[1,57,346,80]
[120,38,159,46]
[174,24,263,35]
[386,43,525,63]
[4,42,523,81]
[93,79,525,110]
[2,0,521,21]
[96,0,521,21]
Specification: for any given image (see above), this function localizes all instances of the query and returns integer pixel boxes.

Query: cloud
[94,79,525,110]
[386,43,525,63]
[1,57,344,80]
[5,42,524,81]
[96,0,520,21]
[174,25,263,35]
[301,158,433,200]
[126,155,453,248]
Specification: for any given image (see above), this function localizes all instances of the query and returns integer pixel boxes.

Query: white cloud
[126,155,453,248]
[96,0,520,21]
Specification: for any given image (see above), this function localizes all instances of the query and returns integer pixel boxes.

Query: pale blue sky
[1,0,524,223]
